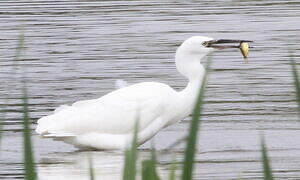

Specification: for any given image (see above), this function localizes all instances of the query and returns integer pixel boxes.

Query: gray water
[1,0,300,179]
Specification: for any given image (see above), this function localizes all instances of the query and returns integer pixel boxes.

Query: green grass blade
[1,30,24,147]
[260,135,274,180]
[16,31,36,180]
[14,30,25,61]
[142,160,159,180]
[22,85,37,180]
[123,150,133,180]
[181,57,211,180]
[122,114,139,180]
[88,156,95,180]
[13,29,25,73]
[142,147,160,180]
[150,147,160,180]
[290,58,300,114]
[168,157,177,180]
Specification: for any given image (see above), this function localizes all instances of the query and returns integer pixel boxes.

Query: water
[1,0,300,179]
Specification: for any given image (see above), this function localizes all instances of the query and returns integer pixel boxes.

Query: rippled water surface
[1,0,300,179]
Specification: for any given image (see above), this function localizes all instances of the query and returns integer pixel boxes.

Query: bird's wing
[36,82,175,136]
[53,99,96,113]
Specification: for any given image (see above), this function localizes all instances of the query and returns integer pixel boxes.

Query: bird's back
[36,82,178,138]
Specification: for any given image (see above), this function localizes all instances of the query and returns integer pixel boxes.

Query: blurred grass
[89,157,95,180]
[22,85,37,180]
[260,135,274,180]
[168,157,177,180]
[181,57,211,180]
[14,31,24,63]
[142,148,160,180]
[122,117,139,180]
[291,58,300,114]
[1,30,25,149]
[16,32,37,180]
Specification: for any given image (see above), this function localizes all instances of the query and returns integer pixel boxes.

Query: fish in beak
[204,39,253,58]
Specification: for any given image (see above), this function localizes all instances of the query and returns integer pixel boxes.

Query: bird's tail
[35,116,51,135]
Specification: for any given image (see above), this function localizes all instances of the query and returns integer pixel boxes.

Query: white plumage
[115,79,128,89]
[36,36,214,150]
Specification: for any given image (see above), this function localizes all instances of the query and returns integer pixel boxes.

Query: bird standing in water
[36,36,252,150]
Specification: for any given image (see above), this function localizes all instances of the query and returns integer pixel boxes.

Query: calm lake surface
[1,0,300,179]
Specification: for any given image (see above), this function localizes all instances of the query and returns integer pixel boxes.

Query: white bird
[36,36,251,150]
[115,79,128,89]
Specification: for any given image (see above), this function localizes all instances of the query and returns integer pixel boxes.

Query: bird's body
[37,82,184,149]
[36,36,249,150]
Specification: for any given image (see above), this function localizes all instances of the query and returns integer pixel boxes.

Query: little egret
[36,36,252,150]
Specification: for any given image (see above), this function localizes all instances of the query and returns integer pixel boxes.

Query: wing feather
[36,82,175,136]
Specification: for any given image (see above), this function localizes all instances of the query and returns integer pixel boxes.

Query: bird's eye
[202,42,208,47]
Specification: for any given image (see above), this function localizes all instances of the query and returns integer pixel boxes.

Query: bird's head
[177,36,252,59]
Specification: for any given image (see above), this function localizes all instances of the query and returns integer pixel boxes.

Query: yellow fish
[239,42,249,58]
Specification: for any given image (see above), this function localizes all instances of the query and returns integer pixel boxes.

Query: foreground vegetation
[2,34,300,180]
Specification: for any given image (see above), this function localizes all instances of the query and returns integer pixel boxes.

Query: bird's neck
[176,52,206,116]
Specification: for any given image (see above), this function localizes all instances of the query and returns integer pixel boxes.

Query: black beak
[204,39,253,49]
